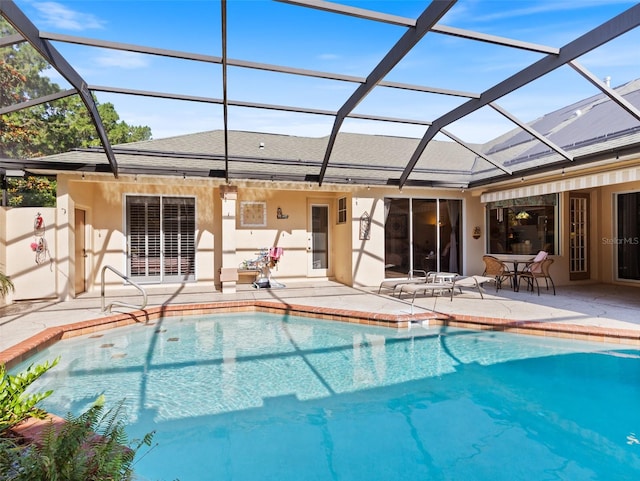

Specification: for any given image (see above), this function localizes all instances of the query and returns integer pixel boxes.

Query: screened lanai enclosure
[2,1,640,189]
[3,1,640,291]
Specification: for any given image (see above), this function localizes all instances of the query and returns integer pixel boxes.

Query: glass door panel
[309,204,329,276]
[411,200,437,273]
[384,199,410,278]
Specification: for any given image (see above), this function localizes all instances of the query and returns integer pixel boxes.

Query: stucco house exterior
[2,79,640,305]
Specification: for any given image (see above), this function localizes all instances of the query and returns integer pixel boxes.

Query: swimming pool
[17,312,640,480]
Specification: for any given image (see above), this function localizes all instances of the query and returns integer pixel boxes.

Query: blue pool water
[17,313,640,481]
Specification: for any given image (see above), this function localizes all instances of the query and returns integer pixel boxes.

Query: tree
[6,175,56,207]
[1,18,152,207]
[0,18,152,160]
[0,59,41,158]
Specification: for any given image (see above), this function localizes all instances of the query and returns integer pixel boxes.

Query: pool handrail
[100,265,148,313]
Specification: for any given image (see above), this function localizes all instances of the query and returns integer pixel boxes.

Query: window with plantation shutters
[162,197,195,281]
[126,196,195,283]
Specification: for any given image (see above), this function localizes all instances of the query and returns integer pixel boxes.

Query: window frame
[485,194,558,256]
[125,194,196,283]
[337,197,347,224]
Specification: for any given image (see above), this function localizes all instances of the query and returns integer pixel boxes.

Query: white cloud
[95,51,149,69]
[32,2,105,31]
[318,53,340,61]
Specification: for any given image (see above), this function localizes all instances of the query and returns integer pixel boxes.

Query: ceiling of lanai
[2,0,640,189]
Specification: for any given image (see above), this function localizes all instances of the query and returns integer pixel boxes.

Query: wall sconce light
[277,207,289,219]
[472,226,481,239]
[259,142,265,150]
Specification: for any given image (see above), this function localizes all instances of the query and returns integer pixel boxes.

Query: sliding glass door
[384,198,462,278]
[616,192,640,281]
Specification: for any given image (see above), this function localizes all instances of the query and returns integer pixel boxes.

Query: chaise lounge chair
[397,272,457,301]
[450,275,497,300]
[398,274,497,304]
[378,269,429,296]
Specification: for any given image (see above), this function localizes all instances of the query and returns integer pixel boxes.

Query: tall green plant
[0,271,14,298]
[0,358,58,432]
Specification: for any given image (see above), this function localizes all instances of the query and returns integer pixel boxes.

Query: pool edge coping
[1,300,639,369]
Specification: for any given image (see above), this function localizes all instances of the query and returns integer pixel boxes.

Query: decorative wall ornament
[359,212,371,240]
[472,226,481,239]
[240,201,267,227]
[31,212,50,264]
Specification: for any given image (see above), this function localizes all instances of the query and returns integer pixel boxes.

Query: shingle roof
[37,78,640,188]
[40,130,478,186]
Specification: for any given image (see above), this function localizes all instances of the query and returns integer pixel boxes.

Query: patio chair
[482,255,515,291]
[378,269,428,295]
[518,257,556,295]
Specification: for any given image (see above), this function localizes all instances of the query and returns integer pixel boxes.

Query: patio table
[494,255,534,292]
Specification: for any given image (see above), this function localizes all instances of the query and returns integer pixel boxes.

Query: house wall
[61,175,218,297]
[352,187,476,287]
[599,179,640,285]
[234,188,328,283]
[556,183,640,287]
[234,189,366,285]
[350,191,377,288]
[465,191,487,276]
[5,207,57,301]
[478,172,640,288]
[0,207,7,307]
[60,176,350,293]
[334,194,352,286]
[0,174,480,302]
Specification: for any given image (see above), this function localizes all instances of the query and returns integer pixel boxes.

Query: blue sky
[11,0,640,142]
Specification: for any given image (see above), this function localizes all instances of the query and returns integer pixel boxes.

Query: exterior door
[308,203,330,277]
[74,208,86,294]
[569,193,589,280]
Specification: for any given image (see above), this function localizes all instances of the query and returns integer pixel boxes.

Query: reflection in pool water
[18,312,640,481]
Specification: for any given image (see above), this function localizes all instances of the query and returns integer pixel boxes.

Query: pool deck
[1,280,640,367]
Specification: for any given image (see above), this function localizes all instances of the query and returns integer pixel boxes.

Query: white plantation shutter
[126,196,195,282]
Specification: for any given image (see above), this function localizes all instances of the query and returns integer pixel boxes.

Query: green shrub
[0,358,58,432]
[0,358,158,480]
[8,395,155,481]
